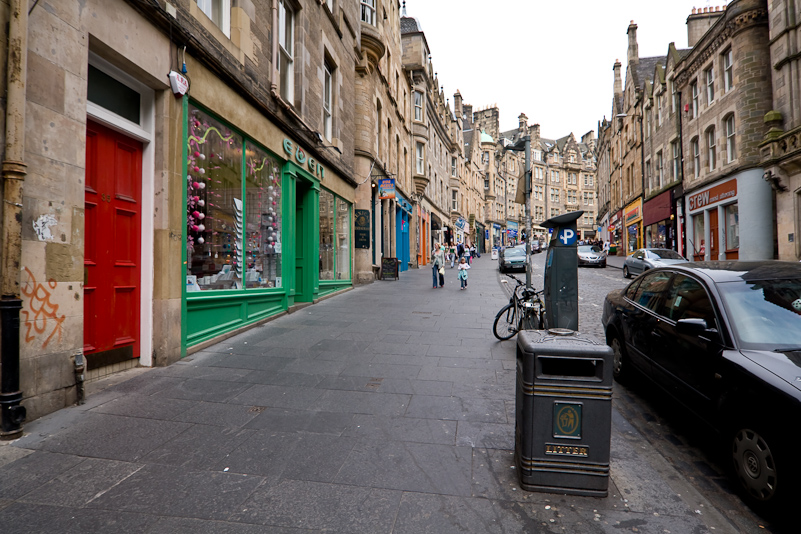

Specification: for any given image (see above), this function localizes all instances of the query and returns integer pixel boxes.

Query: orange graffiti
[20,267,66,348]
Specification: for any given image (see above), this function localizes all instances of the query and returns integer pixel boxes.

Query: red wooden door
[709,209,719,260]
[84,120,142,363]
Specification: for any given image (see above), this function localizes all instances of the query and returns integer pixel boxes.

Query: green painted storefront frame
[318,188,353,298]
[183,101,289,348]
[180,101,352,349]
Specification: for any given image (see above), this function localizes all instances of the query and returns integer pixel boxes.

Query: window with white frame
[413,91,423,121]
[691,137,700,178]
[646,160,652,190]
[671,81,677,113]
[707,127,716,171]
[657,94,663,125]
[551,170,560,183]
[360,0,375,25]
[533,150,542,161]
[725,114,736,162]
[723,49,733,93]
[451,157,457,177]
[415,142,424,174]
[196,0,231,37]
[551,189,560,203]
[691,81,699,118]
[671,140,680,181]
[323,58,334,141]
[451,190,458,211]
[278,0,294,101]
[705,66,715,104]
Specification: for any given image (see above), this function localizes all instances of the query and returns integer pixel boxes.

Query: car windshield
[648,249,685,260]
[578,245,602,253]
[717,278,801,349]
[505,248,525,257]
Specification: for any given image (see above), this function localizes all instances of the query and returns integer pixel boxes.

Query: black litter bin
[514,329,613,497]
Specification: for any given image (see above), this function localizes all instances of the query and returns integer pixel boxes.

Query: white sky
[404,0,727,140]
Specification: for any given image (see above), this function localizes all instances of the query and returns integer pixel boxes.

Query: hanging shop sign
[355,209,370,249]
[455,217,467,230]
[378,178,395,200]
[282,138,326,180]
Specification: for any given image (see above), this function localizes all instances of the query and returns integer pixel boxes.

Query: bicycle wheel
[493,303,518,340]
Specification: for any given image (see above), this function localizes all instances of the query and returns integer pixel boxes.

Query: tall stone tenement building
[0,0,497,429]
[598,0,775,260]
[473,108,599,245]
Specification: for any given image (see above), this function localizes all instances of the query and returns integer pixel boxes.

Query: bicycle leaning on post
[492,273,545,340]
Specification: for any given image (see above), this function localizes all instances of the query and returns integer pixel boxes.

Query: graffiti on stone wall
[20,267,66,348]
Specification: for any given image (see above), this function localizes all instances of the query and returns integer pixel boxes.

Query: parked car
[498,246,527,273]
[623,248,688,278]
[530,240,541,253]
[602,261,801,509]
[577,244,606,267]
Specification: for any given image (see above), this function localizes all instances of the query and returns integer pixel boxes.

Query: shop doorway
[709,209,719,259]
[294,179,315,303]
[84,120,142,366]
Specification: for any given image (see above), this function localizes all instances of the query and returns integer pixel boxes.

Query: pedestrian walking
[431,242,445,288]
[457,257,469,289]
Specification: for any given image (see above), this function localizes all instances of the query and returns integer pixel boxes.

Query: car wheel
[600,261,607,268]
[609,335,630,384]
[731,426,785,507]
[623,266,630,278]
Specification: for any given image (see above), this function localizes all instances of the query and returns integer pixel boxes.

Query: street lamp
[503,135,532,290]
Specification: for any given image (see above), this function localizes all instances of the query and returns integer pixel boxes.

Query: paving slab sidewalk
[0,255,744,533]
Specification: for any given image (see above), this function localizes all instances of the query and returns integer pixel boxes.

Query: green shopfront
[183,102,353,348]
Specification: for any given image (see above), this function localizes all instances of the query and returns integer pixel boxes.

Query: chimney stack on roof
[687,4,725,48]
[627,21,639,67]
[613,59,623,98]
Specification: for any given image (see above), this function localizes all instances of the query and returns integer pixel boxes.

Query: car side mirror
[676,318,708,335]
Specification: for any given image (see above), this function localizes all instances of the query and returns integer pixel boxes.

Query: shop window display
[186,105,282,290]
[336,197,350,280]
[245,144,282,288]
[693,213,705,259]
[319,189,335,280]
[725,204,739,250]
[319,190,351,281]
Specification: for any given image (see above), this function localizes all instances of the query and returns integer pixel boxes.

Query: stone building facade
[353,0,414,281]
[0,0,388,427]
[674,0,773,261]
[761,0,801,260]
[599,0,774,261]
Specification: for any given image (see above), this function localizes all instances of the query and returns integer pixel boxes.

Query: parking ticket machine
[541,211,584,330]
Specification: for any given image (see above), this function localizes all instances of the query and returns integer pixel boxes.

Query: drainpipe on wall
[1,0,29,440]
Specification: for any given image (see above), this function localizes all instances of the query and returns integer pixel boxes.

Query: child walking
[457,257,469,289]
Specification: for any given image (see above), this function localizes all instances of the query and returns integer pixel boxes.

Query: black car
[602,261,801,509]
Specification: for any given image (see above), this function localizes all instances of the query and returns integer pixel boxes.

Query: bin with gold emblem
[514,329,613,497]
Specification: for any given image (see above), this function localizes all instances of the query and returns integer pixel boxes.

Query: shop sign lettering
[283,139,325,180]
[625,206,640,225]
[688,179,737,211]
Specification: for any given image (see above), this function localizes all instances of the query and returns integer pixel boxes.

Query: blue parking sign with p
[556,228,577,246]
